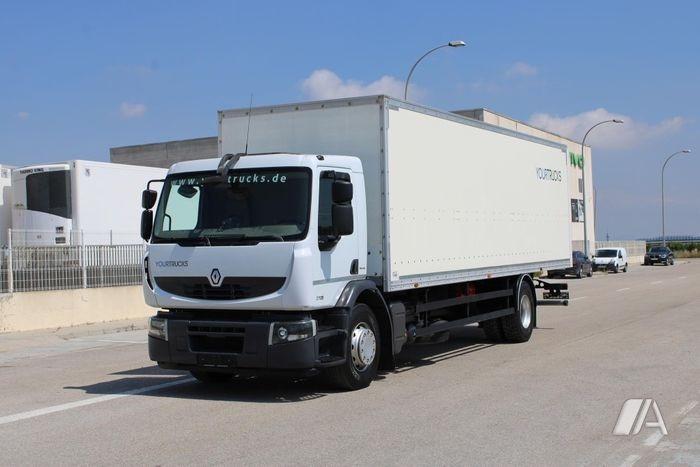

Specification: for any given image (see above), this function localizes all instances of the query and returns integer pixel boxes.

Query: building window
[571,199,584,222]
[578,178,584,194]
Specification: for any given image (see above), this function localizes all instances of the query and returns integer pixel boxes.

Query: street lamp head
[448,40,466,47]
[681,149,691,154]
[612,119,624,124]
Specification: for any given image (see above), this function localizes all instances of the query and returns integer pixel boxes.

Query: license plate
[197,354,237,368]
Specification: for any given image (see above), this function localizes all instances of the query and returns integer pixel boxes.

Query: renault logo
[209,268,222,287]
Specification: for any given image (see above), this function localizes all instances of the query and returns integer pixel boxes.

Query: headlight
[148,317,168,341]
[269,320,316,345]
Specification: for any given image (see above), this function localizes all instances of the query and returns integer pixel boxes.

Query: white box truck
[142,96,571,389]
[12,160,166,246]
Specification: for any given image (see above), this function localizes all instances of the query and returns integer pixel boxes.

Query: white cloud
[528,108,685,149]
[119,102,147,119]
[16,111,29,120]
[506,61,538,78]
[301,69,420,100]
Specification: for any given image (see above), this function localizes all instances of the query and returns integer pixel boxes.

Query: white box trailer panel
[384,104,570,290]
[70,160,167,243]
[219,96,570,292]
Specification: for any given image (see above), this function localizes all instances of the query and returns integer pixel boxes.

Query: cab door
[313,169,362,304]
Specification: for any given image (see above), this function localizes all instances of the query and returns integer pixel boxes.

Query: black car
[549,251,593,278]
[644,246,675,266]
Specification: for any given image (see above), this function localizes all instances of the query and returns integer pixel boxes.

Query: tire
[190,371,233,384]
[586,269,592,278]
[576,266,583,279]
[499,282,535,343]
[613,264,619,273]
[326,303,380,391]
[481,318,504,342]
[670,258,675,265]
[622,263,628,273]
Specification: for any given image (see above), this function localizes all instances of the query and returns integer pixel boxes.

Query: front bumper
[645,256,667,264]
[148,311,346,376]
[592,262,616,271]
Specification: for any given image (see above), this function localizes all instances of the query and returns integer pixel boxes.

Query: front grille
[155,276,285,300]
[188,323,245,354]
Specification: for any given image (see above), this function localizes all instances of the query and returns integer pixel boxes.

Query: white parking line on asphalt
[571,296,588,301]
[650,281,663,285]
[678,400,698,417]
[0,377,195,426]
[616,287,631,292]
[620,454,641,467]
[678,276,687,280]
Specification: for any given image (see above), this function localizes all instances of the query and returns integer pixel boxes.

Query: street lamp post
[661,149,692,247]
[580,119,623,257]
[404,40,466,101]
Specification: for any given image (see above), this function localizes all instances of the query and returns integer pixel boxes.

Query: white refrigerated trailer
[12,160,166,246]
[143,96,571,389]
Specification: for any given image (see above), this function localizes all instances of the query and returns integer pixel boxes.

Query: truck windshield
[152,168,311,244]
[595,249,617,258]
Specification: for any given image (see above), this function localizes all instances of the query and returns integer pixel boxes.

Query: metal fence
[1,230,145,293]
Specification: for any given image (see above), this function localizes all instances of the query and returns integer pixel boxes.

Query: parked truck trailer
[12,160,166,246]
[142,96,571,389]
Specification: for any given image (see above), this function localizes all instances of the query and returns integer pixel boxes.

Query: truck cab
[143,153,374,386]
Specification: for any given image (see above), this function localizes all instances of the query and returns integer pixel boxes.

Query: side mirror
[332,204,353,236]
[141,210,153,241]
[332,179,353,204]
[142,189,158,209]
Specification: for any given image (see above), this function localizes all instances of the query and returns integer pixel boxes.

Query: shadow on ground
[65,325,498,403]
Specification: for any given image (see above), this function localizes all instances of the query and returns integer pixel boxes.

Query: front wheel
[670,258,675,265]
[622,263,628,273]
[576,267,583,279]
[326,304,380,391]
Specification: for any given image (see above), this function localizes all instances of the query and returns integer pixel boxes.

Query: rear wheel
[190,371,232,384]
[499,282,535,343]
[326,304,380,391]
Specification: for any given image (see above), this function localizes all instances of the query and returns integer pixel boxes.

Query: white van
[592,247,628,273]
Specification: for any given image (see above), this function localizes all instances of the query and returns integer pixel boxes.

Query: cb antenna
[244,93,253,155]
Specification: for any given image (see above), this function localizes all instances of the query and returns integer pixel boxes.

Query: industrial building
[109,101,594,252]
[110,136,218,168]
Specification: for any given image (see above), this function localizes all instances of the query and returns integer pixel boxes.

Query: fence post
[81,230,87,288]
[7,228,13,294]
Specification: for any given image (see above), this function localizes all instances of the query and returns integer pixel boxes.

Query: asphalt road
[1,261,699,466]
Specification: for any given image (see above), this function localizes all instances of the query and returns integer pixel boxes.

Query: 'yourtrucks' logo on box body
[536,167,563,182]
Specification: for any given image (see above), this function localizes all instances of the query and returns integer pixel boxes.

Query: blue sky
[1,0,698,239]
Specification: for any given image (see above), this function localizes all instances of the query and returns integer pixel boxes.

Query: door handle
[350,259,359,275]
